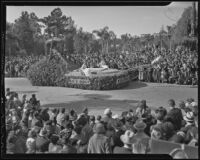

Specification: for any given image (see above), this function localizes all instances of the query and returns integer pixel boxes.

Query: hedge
[56,70,130,90]
[127,68,139,80]
[27,54,67,86]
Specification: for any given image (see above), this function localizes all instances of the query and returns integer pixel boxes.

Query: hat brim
[183,116,194,123]
[134,123,147,130]
[120,135,136,144]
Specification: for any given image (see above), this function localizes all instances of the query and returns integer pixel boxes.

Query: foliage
[73,28,94,55]
[56,70,131,90]
[27,53,67,86]
[5,6,197,58]
[171,7,193,45]
[14,11,43,55]
[40,8,76,55]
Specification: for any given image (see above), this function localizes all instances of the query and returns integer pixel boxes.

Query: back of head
[168,99,175,108]
[93,122,106,134]
[161,121,175,140]
[61,108,65,114]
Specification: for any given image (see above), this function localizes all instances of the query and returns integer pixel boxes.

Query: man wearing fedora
[132,119,150,154]
[102,108,115,127]
[180,111,196,144]
[87,123,111,153]
[113,130,134,154]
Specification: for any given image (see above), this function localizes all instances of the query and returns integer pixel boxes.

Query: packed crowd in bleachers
[5,45,198,85]
[5,88,198,157]
[5,55,44,77]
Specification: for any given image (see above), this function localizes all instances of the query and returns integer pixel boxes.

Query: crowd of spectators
[5,45,198,85]
[48,45,199,86]
[138,46,198,85]
[5,55,44,77]
[5,88,198,157]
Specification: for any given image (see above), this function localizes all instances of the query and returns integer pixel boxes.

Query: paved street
[5,78,198,116]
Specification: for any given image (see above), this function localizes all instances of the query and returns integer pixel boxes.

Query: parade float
[27,36,138,90]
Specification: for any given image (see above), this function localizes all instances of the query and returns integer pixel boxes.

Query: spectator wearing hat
[56,108,65,127]
[102,108,114,126]
[169,148,189,159]
[177,101,186,117]
[136,100,151,118]
[88,122,111,153]
[181,112,196,144]
[181,112,195,130]
[35,128,50,153]
[190,102,198,116]
[26,130,37,153]
[48,134,62,153]
[113,130,134,154]
[132,120,150,154]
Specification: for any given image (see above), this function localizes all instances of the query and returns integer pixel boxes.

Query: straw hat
[104,108,112,115]
[112,114,119,119]
[134,120,147,130]
[183,112,194,123]
[120,130,135,144]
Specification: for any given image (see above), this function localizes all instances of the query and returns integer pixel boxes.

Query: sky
[6,2,196,38]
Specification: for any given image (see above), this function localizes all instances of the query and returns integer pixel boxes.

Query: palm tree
[121,33,131,53]
[93,26,110,54]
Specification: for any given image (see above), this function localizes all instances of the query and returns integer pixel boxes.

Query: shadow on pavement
[121,81,148,90]
[42,94,140,114]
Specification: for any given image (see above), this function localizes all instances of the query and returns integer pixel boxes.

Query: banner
[68,78,90,85]
[151,56,162,65]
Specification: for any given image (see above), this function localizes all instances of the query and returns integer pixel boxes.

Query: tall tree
[40,8,76,55]
[5,22,20,56]
[14,11,42,55]
[93,26,113,54]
